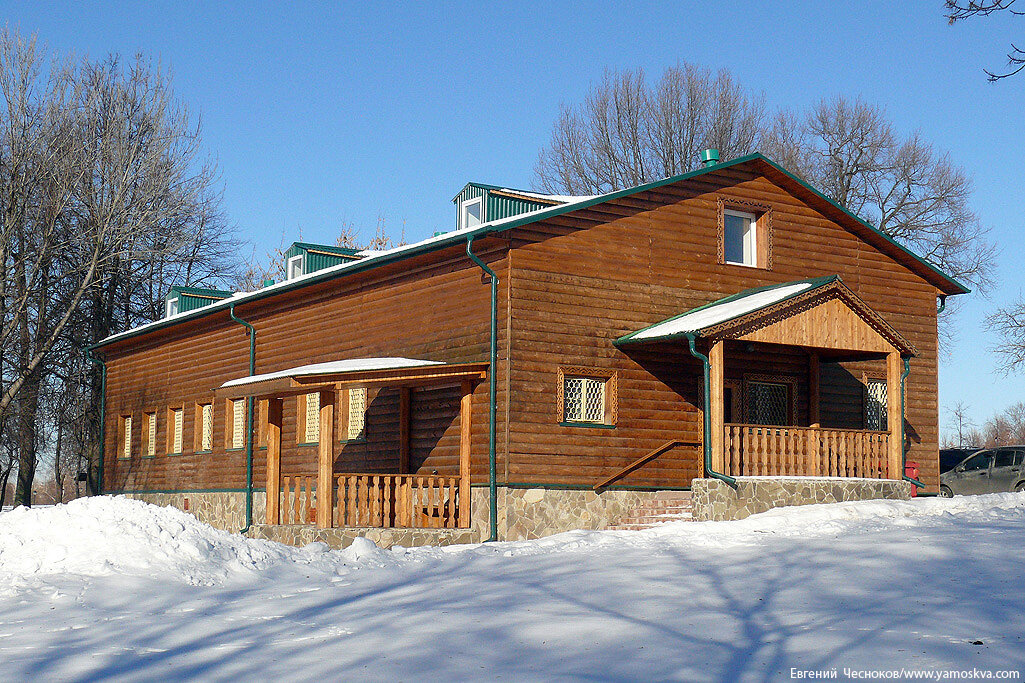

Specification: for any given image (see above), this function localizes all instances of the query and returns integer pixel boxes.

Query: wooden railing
[723,424,890,479]
[281,475,317,525]
[335,473,463,529]
[593,440,700,490]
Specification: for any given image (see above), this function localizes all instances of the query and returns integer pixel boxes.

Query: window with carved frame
[717,196,773,269]
[557,367,618,427]
[743,374,797,426]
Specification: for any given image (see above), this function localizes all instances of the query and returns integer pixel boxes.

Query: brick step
[608,492,694,530]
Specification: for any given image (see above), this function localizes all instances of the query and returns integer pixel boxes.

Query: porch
[617,276,918,483]
[216,358,487,532]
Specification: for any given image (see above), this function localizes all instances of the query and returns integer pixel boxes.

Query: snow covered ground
[1,494,1023,682]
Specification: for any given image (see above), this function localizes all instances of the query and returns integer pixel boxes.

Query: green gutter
[86,348,107,495]
[229,302,257,534]
[901,358,926,491]
[466,235,499,542]
[937,295,947,314]
[685,333,737,489]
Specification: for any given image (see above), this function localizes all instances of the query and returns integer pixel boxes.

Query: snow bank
[0,497,391,591]
[3,493,1024,594]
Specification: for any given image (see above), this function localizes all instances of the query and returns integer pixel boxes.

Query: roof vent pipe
[700,149,720,167]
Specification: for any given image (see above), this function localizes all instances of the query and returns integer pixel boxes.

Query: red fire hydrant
[904,461,920,497]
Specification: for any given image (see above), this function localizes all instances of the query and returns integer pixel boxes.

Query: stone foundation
[248,524,478,549]
[123,491,265,532]
[469,486,682,541]
[691,477,911,521]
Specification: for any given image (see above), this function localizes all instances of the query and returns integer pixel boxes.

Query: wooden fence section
[723,424,890,479]
[281,475,317,525]
[335,473,463,529]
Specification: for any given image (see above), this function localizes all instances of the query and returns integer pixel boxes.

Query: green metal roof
[93,153,968,351]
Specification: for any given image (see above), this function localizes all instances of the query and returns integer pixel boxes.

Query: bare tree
[986,298,1025,372]
[536,72,996,301]
[946,0,1025,80]
[535,65,764,195]
[0,31,241,506]
[944,401,976,447]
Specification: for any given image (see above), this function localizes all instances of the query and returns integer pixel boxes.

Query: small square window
[558,368,617,427]
[724,209,757,266]
[460,197,483,229]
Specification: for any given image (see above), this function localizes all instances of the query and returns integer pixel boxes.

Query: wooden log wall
[505,165,942,490]
[101,245,506,493]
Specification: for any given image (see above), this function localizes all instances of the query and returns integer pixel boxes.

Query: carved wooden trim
[717,195,773,269]
[702,280,919,356]
[557,366,618,425]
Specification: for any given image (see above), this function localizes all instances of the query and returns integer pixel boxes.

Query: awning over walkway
[215,357,488,399]
[616,275,917,356]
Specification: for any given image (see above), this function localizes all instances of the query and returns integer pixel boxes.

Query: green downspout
[685,333,737,488]
[229,303,256,534]
[900,358,926,490]
[86,348,107,495]
[936,295,947,314]
[466,235,499,542]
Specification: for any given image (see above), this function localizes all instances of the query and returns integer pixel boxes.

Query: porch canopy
[216,357,487,529]
[617,276,917,480]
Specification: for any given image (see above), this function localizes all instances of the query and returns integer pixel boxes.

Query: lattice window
[865,379,888,431]
[747,381,788,426]
[563,377,606,423]
[347,388,367,441]
[305,392,320,443]
[146,412,156,457]
[200,403,213,451]
[231,399,246,449]
[172,408,183,454]
[121,415,132,459]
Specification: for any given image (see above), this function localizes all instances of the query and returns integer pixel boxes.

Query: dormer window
[460,197,483,229]
[166,297,179,318]
[287,254,305,280]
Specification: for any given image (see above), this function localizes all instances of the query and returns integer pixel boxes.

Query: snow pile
[0,497,390,591]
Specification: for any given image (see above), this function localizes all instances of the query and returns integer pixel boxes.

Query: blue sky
[7,1,1023,436]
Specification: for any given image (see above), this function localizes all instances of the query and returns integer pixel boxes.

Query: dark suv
[939,446,1025,497]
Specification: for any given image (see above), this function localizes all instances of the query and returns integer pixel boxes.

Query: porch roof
[616,275,918,356]
[215,357,488,399]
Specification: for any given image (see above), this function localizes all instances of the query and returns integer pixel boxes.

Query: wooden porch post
[808,351,820,428]
[886,351,903,480]
[709,341,725,474]
[317,389,335,529]
[459,380,472,528]
[398,387,411,474]
[265,398,282,525]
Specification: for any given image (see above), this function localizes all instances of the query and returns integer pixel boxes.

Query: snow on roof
[220,357,442,389]
[96,192,601,348]
[494,188,598,203]
[626,281,817,342]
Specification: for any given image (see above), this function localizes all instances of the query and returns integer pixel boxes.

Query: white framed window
[304,392,320,443]
[169,406,184,454]
[865,379,888,431]
[145,412,156,457]
[166,297,179,317]
[231,399,246,449]
[460,197,484,229]
[287,254,305,280]
[120,415,132,459]
[347,387,367,441]
[723,209,757,267]
[563,377,606,423]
